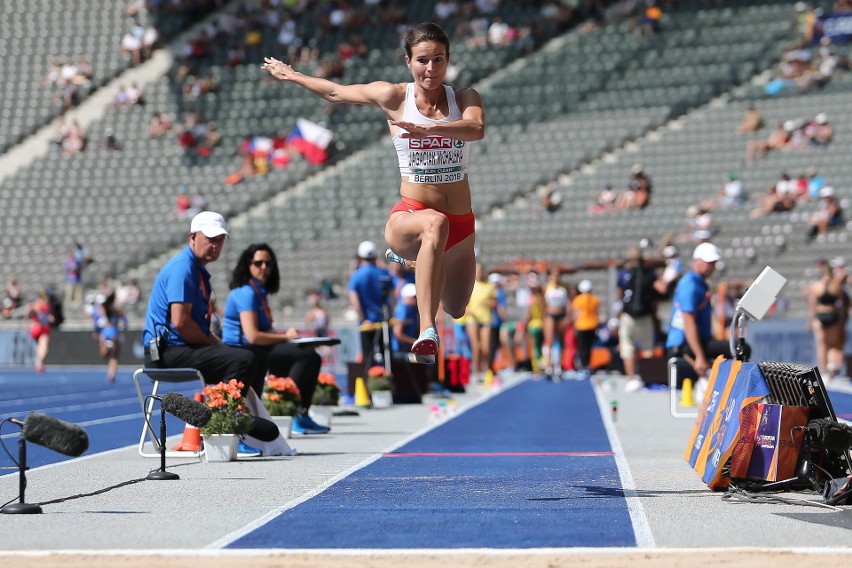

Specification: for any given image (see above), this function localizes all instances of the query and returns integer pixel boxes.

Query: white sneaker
[624,377,644,393]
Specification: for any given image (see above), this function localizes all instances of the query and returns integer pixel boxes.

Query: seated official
[222,243,330,435]
[142,212,276,444]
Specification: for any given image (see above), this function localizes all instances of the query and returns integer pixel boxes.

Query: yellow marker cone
[483,369,494,388]
[681,378,695,407]
[354,377,372,408]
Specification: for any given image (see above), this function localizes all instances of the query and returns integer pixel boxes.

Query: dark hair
[229,243,280,294]
[403,22,450,59]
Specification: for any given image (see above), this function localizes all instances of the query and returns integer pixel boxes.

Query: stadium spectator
[700,171,746,211]
[434,0,458,20]
[304,291,331,338]
[61,120,86,156]
[737,105,762,135]
[616,164,652,210]
[806,187,843,241]
[102,128,121,153]
[804,166,826,200]
[750,172,797,218]
[807,257,849,380]
[745,121,791,164]
[540,182,562,214]
[804,112,833,146]
[588,182,617,214]
[2,276,23,319]
[148,111,173,138]
[64,247,83,306]
[121,26,143,67]
[114,278,141,314]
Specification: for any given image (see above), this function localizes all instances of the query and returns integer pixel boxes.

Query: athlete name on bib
[407,136,466,184]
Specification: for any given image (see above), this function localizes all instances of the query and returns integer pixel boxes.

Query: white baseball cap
[578,279,593,293]
[357,240,378,259]
[190,211,229,238]
[400,283,417,298]
[693,242,721,263]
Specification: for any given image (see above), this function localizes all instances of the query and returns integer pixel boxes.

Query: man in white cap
[665,242,738,378]
[348,240,392,366]
[143,211,265,394]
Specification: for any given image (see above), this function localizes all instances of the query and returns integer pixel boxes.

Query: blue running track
[229,378,636,549]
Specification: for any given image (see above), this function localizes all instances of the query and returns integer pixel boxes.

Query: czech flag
[288,118,333,165]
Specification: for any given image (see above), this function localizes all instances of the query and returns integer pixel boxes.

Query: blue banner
[814,12,852,43]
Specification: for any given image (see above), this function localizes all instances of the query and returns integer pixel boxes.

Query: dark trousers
[239,343,322,410]
[360,327,384,366]
[265,342,322,410]
[146,344,263,392]
[144,344,275,441]
[575,329,597,370]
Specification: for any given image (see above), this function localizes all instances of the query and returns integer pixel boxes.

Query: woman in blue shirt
[223,243,329,435]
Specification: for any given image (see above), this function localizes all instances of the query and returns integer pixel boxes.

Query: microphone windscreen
[162,392,212,428]
[21,412,89,457]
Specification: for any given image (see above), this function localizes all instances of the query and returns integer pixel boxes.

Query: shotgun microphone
[15,412,89,457]
[161,392,212,428]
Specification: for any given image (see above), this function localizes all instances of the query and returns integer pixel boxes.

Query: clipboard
[290,337,341,347]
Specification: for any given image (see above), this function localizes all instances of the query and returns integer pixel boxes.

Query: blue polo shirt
[143,246,213,347]
[666,270,713,349]
[391,301,419,352]
[222,280,271,346]
[348,263,391,323]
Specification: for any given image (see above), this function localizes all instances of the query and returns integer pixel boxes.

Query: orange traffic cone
[172,393,204,451]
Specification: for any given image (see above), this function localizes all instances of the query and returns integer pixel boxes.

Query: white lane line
[593,379,656,548]
[1,413,142,440]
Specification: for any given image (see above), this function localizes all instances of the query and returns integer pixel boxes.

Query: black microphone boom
[21,412,89,457]
[161,392,212,428]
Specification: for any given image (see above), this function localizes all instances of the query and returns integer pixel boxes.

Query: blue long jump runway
[0,367,199,472]
[228,378,637,549]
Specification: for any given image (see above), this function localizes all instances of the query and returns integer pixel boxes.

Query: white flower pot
[203,434,239,462]
[270,415,294,439]
[371,390,393,408]
[308,405,335,427]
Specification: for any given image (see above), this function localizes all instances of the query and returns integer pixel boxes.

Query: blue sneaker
[385,248,414,269]
[237,440,262,456]
[410,326,439,364]
[291,413,330,435]
[300,413,331,433]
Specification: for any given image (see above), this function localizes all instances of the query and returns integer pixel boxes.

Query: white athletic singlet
[393,83,471,185]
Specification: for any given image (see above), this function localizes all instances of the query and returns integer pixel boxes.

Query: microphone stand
[1,437,43,514]
[146,397,179,481]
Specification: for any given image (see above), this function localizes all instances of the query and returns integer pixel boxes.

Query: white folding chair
[133,367,206,458]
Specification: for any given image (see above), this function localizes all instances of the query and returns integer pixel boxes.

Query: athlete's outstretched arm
[262,56,398,108]
[391,88,485,141]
